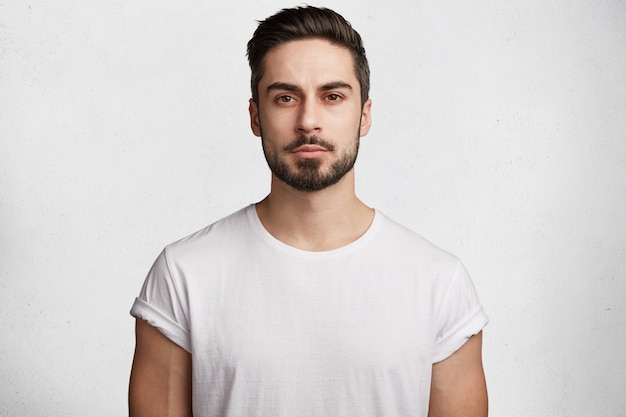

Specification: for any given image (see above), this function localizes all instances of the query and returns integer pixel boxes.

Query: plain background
[1,0,625,415]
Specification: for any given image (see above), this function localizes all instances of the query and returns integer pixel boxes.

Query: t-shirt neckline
[245,204,382,259]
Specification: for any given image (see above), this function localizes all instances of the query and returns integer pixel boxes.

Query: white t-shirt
[131,205,488,417]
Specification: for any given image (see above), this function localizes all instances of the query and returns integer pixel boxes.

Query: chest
[187,258,436,375]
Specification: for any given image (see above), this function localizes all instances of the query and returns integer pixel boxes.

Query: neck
[255,170,374,251]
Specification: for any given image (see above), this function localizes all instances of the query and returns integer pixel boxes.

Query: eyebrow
[320,81,353,91]
[266,81,353,94]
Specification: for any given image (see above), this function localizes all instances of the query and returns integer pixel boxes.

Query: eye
[276,95,296,104]
[325,93,342,102]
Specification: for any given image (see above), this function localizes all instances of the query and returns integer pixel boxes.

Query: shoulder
[163,205,255,261]
[374,211,461,269]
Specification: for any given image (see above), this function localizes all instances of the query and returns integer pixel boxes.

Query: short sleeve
[130,248,192,353]
[432,260,488,363]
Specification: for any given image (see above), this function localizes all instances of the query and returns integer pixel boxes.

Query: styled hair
[246,6,370,106]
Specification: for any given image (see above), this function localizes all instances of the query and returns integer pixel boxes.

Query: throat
[255,197,375,252]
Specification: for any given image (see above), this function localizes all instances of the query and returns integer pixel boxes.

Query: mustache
[283,135,335,152]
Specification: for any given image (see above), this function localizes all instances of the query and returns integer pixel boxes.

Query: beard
[261,133,360,192]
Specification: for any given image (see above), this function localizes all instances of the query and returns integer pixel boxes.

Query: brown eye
[277,95,295,104]
[326,94,342,102]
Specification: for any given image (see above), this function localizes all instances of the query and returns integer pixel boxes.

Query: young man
[129,6,488,417]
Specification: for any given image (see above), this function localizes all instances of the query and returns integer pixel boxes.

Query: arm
[129,318,193,417]
[428,331,488,417]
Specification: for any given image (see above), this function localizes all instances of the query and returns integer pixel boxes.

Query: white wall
[1,1,624,415]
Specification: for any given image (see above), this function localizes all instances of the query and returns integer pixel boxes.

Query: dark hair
[247,6,370,106]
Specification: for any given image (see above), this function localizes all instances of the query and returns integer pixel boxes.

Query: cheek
[327,112,362,133]
[260,109,293,133]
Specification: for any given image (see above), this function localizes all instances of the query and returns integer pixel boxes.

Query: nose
[296,98,322,134]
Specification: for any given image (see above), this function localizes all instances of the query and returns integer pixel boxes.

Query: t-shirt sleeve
[432,260,488,363]
[130,248,192,353]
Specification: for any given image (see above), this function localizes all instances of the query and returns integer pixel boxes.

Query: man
[129,6,488,417]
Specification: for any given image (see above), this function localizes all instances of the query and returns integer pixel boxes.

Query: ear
[359,98,372,137]
[249,99,262,137]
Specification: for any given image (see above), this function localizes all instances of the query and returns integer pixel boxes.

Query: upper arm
[429,331,488,417]
[129,318,193,417]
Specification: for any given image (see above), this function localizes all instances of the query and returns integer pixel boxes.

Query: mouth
[284,136,335,158]
[291,144,329,159]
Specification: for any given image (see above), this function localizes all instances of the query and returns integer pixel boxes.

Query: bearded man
[129,6,489,417]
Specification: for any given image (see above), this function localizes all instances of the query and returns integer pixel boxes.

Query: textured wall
[1,1,625,415]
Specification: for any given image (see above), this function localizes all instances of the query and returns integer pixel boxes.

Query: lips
[291,144,329,159]
[293,144,327,152]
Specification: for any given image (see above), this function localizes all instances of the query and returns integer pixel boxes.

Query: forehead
[259,38,358,89]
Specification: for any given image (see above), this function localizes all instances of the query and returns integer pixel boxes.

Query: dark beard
[262,134,360,192]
